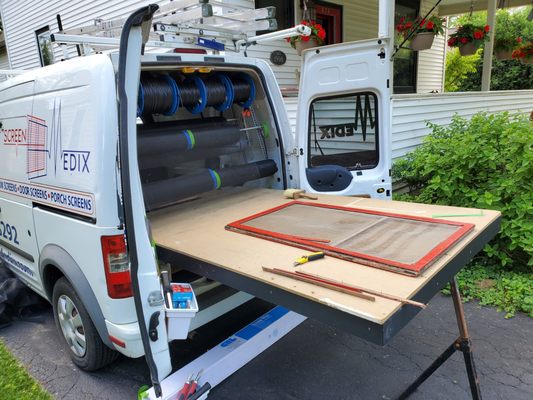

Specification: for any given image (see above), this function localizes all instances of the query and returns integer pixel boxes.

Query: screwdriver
[293,252,325,266]
[176,374,194,400]
[185,370,203,399]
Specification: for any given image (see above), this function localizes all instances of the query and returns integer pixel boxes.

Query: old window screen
[308,92,379,171]
[36,26,54,67]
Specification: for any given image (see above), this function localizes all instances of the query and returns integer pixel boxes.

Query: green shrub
[393,112,533,270]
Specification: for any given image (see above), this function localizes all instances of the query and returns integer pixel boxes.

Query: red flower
[315,24,323,31]
[405,21,413,30]
[460,37,469,44]
[399,17,406,24]
[447,37,456,46]
[484,25,490,33]
[426,21,434,30]
[420,19,426,26]
[285,37,290,42]
[301,20,308,26]
[301,35,310,42]
[317,28,326,40]
[473,30,483,40]
[517,37,523,43]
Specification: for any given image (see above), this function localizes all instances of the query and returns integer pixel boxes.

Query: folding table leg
[397,277,482,400]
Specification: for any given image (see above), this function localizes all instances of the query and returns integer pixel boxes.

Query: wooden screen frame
[226,201,475,276]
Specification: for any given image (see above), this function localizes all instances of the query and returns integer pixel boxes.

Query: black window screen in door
[308,92,379,171]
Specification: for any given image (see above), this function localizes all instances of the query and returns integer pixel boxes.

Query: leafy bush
[441,261,533,318]
[393,112,533,270]
[444,47,481,92]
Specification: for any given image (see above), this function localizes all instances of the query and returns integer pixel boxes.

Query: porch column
[481,0,497,91]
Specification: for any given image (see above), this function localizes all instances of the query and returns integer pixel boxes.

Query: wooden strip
[295,271,426,309]
[285,234,331,243]
[262,267,376,302]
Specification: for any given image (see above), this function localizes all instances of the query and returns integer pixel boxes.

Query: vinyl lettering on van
[0,247,34,277]
[0,178,95,217]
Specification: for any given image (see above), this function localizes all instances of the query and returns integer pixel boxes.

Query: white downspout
[481,0,497,91]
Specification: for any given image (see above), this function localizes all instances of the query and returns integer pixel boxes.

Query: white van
[0,4,392,397]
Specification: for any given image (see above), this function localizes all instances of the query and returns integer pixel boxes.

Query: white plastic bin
[164,283,199,340]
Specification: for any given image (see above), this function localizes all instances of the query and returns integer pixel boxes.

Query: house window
[255,0,295,32]
[36,26,54,67]
[313,1,342,45]
[308,92,379,171]
[394,0,419,94]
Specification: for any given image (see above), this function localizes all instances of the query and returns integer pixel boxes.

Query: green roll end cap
[262,123,270,138]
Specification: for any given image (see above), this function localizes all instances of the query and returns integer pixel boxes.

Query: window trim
[307,91,380,172]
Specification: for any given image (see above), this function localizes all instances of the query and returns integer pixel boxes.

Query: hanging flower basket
[448,23,490,57]
[459,42,479,56]
[410,32,435,51]
[512,42,533,65]
[294,38,319,55]
[494,37,522,60]
[494,48,513,60]
[287,20,326,56]
[396,15,445,52]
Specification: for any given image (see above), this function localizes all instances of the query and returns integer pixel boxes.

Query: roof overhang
[439,0,531,16]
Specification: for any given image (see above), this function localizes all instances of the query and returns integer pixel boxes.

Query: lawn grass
[0,339,52,400]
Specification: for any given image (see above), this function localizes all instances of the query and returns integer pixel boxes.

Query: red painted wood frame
[315,2,342,44]
[226,201,475,276]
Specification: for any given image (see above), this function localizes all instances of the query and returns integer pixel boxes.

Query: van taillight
[101,235,133,299]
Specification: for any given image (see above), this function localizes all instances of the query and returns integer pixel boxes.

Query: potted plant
[396,15,445,51]
[494,36,522,60]
[448,23,490,56]
[287,20,326,55]
[512,42,533,65]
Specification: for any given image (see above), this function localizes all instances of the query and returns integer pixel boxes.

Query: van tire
[52,277,117,371]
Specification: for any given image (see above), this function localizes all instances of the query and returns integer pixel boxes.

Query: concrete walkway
[1,293,532,400]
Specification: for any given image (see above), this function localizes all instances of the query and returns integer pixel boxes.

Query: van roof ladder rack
[51,0,310,55]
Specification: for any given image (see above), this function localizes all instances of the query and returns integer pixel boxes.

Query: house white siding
[416,0,446,93]
[286,90,533,162]
[391,90,533,159]
[0,0,174,70]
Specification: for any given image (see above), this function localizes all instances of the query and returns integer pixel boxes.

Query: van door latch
[377,49,386,59]
[148,311,160,341]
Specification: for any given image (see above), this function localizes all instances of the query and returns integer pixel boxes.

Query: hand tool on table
[184,370,203,399]
[283,188,318,200]
[186,382,211,400]
[176,374,194,400]
[294,251,325,266]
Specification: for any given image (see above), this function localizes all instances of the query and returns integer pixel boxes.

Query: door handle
[148,311,160,341]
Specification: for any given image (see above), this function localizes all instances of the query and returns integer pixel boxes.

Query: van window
[308,92,379,170]
[36,26,54,67]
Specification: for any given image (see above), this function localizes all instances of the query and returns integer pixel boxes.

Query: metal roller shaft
[143,160,278,210]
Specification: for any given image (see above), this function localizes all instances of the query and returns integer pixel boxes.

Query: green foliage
[441,261,533,318]
[0,340,52,399]
[393,112,533,270]
[445,47,481,92]
[457,52,533,91]
[446,7,533,92]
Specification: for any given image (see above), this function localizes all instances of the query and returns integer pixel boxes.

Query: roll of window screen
[137,118,241,157]
[143,160,278,211]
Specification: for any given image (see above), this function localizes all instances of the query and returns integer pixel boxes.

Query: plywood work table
[149,188,500,346]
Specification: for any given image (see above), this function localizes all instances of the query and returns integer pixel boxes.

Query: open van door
[296,39,392,199]
[117,5,171,398]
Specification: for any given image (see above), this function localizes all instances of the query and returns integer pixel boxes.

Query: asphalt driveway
[1,292,532,400]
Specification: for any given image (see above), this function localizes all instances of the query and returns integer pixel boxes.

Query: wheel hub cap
[57,295,87,357]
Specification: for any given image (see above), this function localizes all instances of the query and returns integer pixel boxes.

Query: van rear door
[0,78,43,293]
[295,39,392,199]
[116,5,171,398]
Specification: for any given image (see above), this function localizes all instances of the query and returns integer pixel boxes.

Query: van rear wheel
[52,277,117,371]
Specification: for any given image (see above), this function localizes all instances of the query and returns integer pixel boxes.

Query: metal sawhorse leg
[398,277,482,400]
